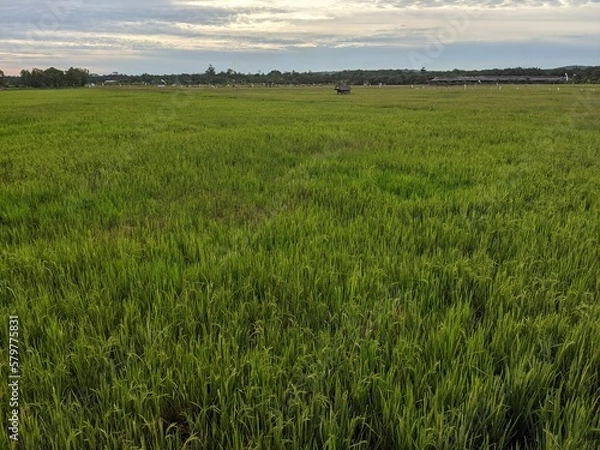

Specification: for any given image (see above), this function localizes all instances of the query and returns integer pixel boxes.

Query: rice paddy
[1,85,599,449]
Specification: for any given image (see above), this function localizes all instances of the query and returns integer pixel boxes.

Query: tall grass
[1,85,599,449]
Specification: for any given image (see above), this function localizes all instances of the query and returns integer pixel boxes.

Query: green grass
[1,85,599,449]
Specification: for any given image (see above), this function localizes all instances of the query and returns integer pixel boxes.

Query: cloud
[1,0,598,74]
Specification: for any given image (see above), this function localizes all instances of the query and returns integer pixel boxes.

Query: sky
[1,0,599,76]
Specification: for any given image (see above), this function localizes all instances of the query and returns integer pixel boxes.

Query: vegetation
[15,67,90,88]
[83,65,600,86]
[1,85,599,449]
[2,65,600,87]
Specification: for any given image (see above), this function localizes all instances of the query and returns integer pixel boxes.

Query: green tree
[44,67,65,87]
[0,69,5,87]
[65,67,90,87]
[20,69,30,86]
[30,68,45,87]
[65,67,83,86]
[205,64,216,84]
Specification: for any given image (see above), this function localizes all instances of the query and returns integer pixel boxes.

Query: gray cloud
[1,0,598,74]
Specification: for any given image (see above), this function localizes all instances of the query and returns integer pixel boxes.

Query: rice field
[1,85,599,449]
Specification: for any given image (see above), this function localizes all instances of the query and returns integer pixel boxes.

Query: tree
[20,69,30,86]
[30,68,45,88]
[0,69,5,87]
[18,66,89,88]
[44,67,65,87]
[205,64,216,84]
[226,68,236,83]
[65,67,88,86]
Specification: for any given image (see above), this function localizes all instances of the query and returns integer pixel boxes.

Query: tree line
[1,67,90,88]
[88,65,600,86]
[2,65,599,88]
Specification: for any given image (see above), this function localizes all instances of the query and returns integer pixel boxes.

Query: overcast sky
[1,0,599,75]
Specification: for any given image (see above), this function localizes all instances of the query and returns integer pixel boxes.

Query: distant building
[335,84,351,94]
[428,75,568,85]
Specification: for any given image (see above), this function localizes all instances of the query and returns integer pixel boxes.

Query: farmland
[1,85,599,449]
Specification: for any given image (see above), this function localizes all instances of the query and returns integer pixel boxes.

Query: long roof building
[428,75,567,85]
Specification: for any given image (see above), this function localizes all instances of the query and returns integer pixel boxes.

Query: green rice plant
[1,85,599,449]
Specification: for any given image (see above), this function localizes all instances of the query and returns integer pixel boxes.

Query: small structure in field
[335,84,351,94]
